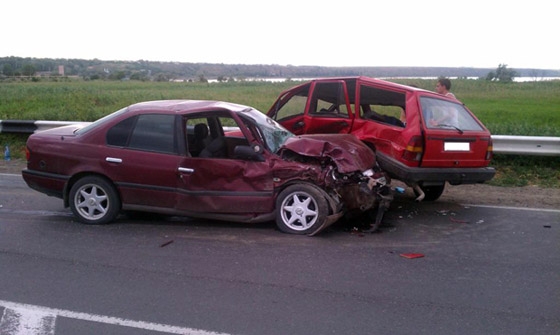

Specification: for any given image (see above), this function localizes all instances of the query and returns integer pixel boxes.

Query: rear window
[420,97,484,131]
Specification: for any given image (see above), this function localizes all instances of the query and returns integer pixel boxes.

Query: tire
[415,183,445,201]
[275,184,329,235]
[69,176,121,225]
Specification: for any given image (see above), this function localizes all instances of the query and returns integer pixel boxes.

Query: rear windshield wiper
[436,124,464,134]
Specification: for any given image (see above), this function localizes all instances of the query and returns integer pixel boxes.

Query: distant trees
[2,64,14,76]
[486,64,518,83]
[21,64,36,76]
[3,56,559,82]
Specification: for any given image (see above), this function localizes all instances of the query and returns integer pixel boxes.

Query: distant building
[58,65,64,76]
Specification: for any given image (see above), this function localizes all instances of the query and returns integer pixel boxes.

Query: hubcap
[281,191,318,231]
[75,184,108,220]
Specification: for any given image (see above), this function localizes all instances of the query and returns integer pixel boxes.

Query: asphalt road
[1,173,559,335]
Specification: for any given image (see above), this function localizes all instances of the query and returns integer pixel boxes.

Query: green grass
[2,79,559,187]
[393,79,560,136]
[0,80,291,121]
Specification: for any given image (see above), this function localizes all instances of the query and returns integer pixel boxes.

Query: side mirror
[293,121,305,130]
[233,145,265,162]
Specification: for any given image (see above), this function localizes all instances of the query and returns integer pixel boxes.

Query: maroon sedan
[22,100,393,235]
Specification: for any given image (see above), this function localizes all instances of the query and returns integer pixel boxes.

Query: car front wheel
[275,184,329,235]
[69,176,120,225]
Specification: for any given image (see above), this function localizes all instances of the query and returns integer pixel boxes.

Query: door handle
[178,167,194,174]
[106,157,122,164]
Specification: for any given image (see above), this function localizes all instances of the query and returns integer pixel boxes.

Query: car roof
[127,99,253,115]
[289,76,429,93]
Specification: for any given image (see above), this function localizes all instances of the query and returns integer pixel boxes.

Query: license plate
[444,142,469,151]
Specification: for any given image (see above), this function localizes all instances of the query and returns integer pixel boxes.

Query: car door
[176,113,275,215]
[104,113,183,209]
[419,95,492,168]
[270,80,353,135]
[176,157,274,214]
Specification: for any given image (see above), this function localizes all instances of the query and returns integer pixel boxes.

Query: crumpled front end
[281,134,376,173]
[327,165,393,232]
[277,134,394,234]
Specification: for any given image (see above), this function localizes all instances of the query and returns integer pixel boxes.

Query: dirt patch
[394,181,560,210]
[3,158,559,210]
[0,159,26,175]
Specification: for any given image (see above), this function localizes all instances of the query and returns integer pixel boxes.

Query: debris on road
[450,217,469,224]
[160,240,174,248]
[400,253,425,259]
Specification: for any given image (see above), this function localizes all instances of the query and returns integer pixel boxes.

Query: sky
[2,0,558,70]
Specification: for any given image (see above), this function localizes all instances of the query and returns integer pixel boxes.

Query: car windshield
[75,107,129,135]
[420,97,484,132]
[241,108,294,153]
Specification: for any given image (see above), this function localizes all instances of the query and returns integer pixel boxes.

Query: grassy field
[1,79,559,187]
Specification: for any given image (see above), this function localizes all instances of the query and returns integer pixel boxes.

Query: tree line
[1,56,558,82]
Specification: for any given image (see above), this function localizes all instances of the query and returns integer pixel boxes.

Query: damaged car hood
[280,134,376,173]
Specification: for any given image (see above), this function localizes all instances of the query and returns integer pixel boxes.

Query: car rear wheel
[415,183,445,201]
[69,176,120,225]
[275,184,329,235]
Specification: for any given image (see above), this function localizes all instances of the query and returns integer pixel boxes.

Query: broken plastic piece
[400,253,425,259]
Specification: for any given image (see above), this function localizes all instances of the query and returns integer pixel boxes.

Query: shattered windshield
[242,108,294,153]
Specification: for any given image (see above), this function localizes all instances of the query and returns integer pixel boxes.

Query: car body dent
[280,133,376,173]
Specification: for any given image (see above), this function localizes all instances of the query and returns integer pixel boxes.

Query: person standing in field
[436,77,456,98]
[429,77,458,127]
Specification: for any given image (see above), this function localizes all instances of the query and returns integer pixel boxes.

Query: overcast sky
[3,0,558,70]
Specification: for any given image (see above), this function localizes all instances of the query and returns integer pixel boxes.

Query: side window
[186,117,210,157]
[185,115,249,159]
[274,87,309,122]
[359,85,406,127]
[309,82,349,118]
[128,114,177,154]
[107,116,135,147]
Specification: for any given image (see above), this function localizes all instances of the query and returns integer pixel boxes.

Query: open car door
[269,80,353,135]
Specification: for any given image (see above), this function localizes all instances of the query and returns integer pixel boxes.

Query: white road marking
[0,300,231,335]
[0,306,55,335]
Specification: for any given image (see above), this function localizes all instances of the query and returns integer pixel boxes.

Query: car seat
[191,123,209,156]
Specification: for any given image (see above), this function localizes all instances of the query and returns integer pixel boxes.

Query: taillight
[25,147,31,161]
[486,138,493,161]
[403,135,424,162]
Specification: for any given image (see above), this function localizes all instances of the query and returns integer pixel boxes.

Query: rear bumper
[376,153,496,185]
[22,169,67,199]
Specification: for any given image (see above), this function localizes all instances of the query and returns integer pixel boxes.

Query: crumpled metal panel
[281,134,375,173]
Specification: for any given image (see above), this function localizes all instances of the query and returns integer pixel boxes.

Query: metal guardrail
[0,120,91,134]
[492,135,560,156]
[1,120,559,156]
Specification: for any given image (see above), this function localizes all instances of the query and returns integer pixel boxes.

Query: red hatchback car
[22,100,393,235]
[267,76,495,201]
